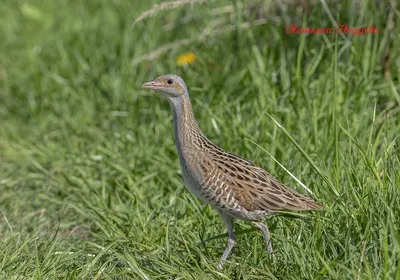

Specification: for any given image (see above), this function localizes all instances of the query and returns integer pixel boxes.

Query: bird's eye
[167,79,173,85]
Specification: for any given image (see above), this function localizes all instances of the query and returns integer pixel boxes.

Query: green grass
[1,0,400,279]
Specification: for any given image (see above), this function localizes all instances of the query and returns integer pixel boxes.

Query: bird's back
[183,133,322,221]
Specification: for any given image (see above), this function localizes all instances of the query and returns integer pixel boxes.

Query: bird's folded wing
[215,161,322,212]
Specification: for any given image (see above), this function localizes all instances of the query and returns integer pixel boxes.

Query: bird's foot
[267,241,273,255]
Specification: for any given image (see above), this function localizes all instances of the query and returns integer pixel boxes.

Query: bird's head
[141,74,187,99]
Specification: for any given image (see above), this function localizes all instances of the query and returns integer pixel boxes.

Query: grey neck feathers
[168,94,200,163]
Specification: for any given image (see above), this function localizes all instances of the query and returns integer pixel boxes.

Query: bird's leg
[252,221,273,254]
[217,210,235,269]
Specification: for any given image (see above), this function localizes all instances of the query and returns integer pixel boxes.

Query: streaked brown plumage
[142,74,323,268]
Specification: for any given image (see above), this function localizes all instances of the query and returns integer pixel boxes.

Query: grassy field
[1,0,400,279]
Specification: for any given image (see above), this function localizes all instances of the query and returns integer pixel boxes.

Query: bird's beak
[141,80,163,90]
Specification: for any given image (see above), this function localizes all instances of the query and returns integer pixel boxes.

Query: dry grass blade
[132,18,267,65]
[266,113,339,196]
[132,0,208,27]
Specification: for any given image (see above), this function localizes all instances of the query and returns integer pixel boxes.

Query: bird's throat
[169,96,203,171]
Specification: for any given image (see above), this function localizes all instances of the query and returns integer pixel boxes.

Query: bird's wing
[208,151,322,212]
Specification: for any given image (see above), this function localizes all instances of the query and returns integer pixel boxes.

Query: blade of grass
[265,113,339,196]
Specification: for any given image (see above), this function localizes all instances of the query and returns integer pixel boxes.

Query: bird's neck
[168,94,204,168]
[170,95,200,145]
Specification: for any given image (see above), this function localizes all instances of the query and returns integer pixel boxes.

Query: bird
[141,74,323,268]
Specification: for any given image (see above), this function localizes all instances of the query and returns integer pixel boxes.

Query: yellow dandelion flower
[177,52,196,67]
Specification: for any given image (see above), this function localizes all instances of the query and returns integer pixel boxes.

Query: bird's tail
[304,199,323,210]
